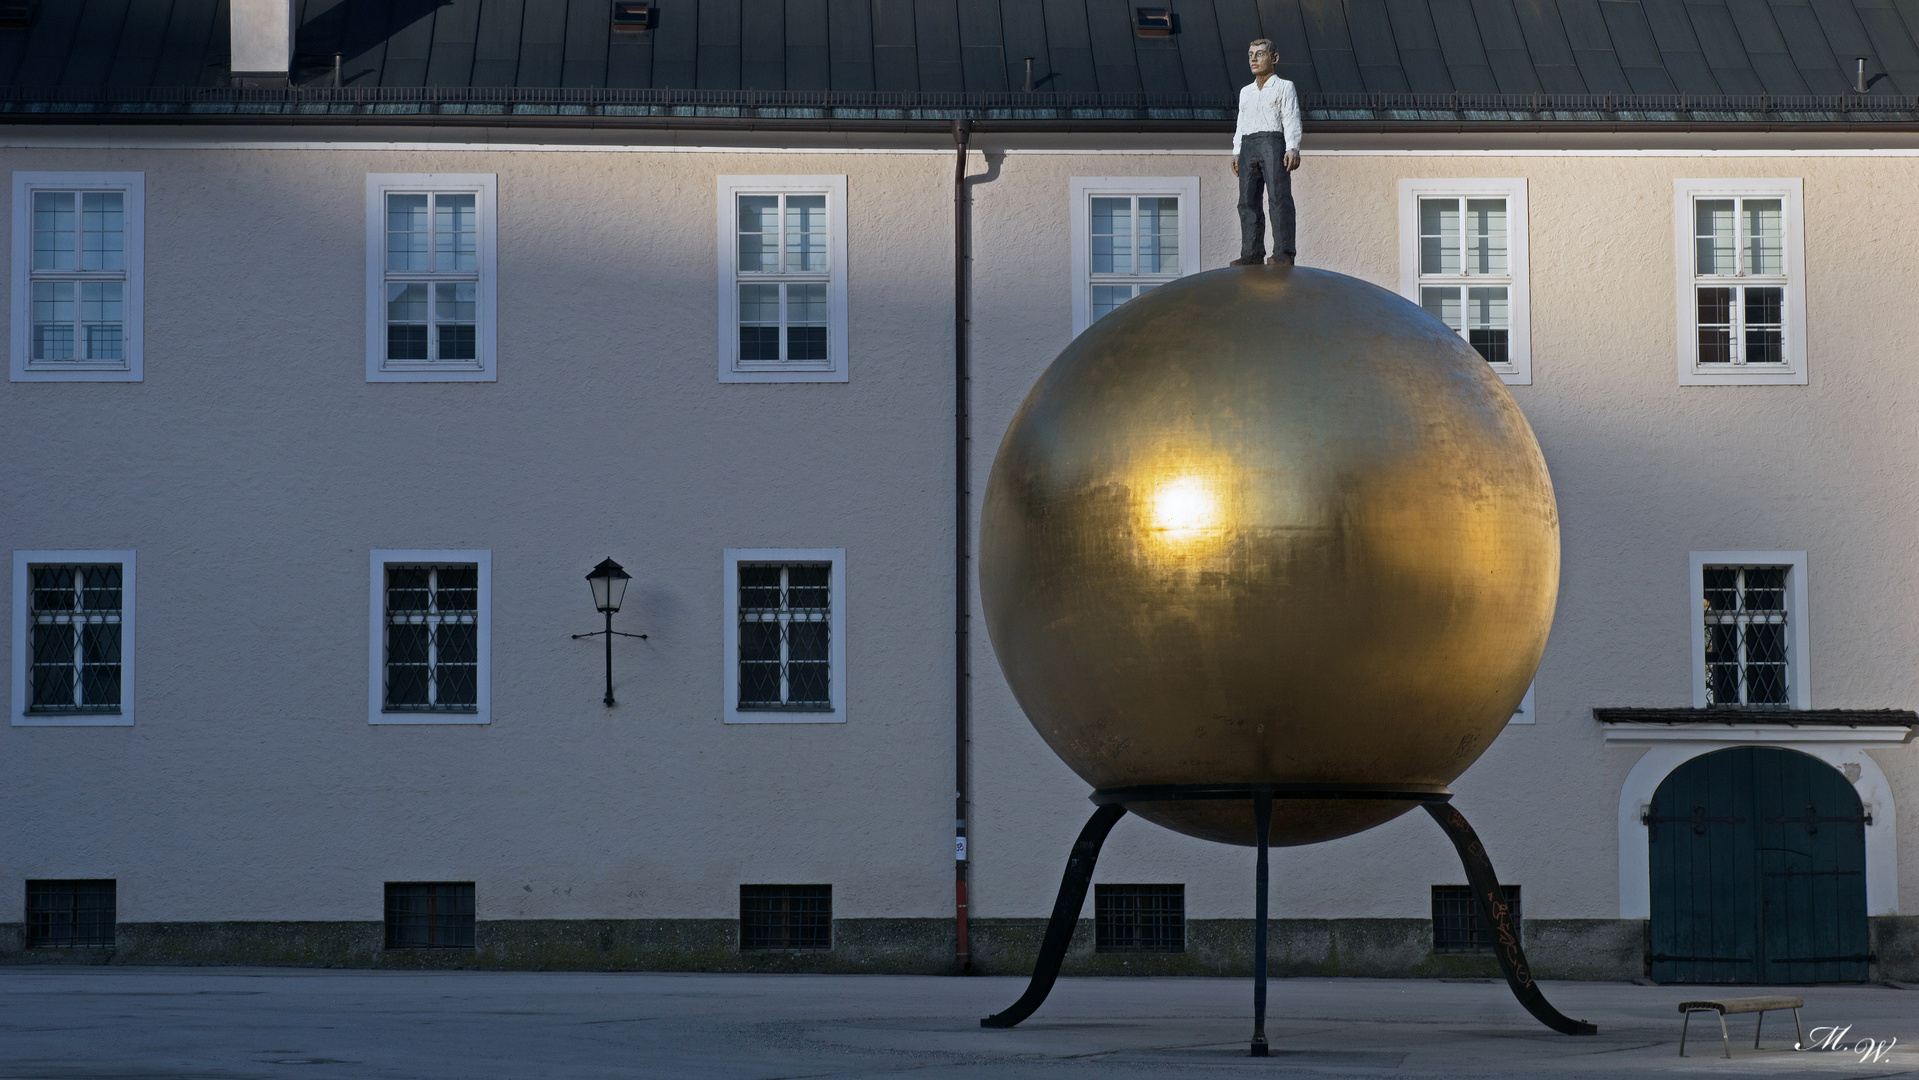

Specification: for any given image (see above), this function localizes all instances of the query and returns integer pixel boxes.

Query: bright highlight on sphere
[1150,475,1221,536]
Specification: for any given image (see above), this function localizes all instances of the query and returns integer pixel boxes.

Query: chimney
[230,0,294,86]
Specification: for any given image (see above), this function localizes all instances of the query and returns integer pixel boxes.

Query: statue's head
[1248,39,1275,78]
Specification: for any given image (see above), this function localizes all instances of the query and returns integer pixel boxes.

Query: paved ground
[0,968,1914,1079]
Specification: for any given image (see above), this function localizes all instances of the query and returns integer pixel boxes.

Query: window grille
[1431,884,1520,954]
[384,191,479,366]
[1095,883,1185,953]
[1417,196,1510,364]
[29,190,126,368]
[384,882,475,948]
[740,884,832,950]
[1088,194,1181,322]
[27,563,122,713]
[1703,565,1790,706]
[735,192,831,367]
[1692,197,1786,367]
[383,564,479,712]
[737,563,831,711]
[26,879,116,947]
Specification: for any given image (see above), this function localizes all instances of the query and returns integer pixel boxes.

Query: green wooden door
[1648,747,1868,984]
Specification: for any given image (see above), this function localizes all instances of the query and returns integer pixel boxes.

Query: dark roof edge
[1595,707,1918,728]
[4,88,1919,131]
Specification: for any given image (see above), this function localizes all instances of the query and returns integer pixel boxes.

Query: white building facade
[2,0,1915,983]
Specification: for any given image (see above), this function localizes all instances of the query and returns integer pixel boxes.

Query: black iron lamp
[573,557,646,706]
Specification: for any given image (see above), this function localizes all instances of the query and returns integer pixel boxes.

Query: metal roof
[3,0,1919,128]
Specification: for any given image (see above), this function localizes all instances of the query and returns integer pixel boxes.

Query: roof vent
[612,2,658,32]
[1135,8,1174,37]
[230,0,294,84]
[0,2,35,29]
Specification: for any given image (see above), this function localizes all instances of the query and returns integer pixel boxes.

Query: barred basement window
[384,882,475,948]
[1703,565,1790,706]
[384,564,479,713]
[737,563,831,711]
[1431,884,1520,954]
[26,879,116,947]
[740,884,831,950]
[1095,883,1185,953]
[27,563,122,714]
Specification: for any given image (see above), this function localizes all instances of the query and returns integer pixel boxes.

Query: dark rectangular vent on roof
[1135,8,1174,37]
[612,1,658,31]
[0,2,34,29]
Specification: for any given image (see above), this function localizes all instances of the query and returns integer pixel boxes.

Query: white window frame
[717,176,848,383]
[1689,550,1809,709]
[11,173,144,382]
[365,174,498,383]
[1070,177,1201,337]
[722,548,846,723]
[1398,178,1530,385]
[11,550,135,726]
[368,549,491,724]
[1673,179,1806,386]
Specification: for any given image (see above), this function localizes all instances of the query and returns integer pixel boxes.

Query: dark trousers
[1237,132,1297,260]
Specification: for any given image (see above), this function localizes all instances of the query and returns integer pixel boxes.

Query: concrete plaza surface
[0,969,1914,1080]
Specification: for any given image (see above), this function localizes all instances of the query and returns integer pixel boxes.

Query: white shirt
[1233,75,1302,156]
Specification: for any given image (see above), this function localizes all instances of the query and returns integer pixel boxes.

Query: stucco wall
[1,138,1915,934]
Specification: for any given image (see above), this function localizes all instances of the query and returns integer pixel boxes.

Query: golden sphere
[980,267,1559,847]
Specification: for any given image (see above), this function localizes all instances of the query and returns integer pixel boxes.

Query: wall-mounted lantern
[573,557,647,707]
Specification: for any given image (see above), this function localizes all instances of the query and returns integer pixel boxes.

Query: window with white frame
[1070,177,1199,336]
[365,175,497,382]
[11,550,135,726]
[369,550,490,723]
[1673,179,1805,386]
[1398,179,1529,385]
[717,176,847,382]
[1690,551,1808,709]
[11,173,144,382]
[722,548,846,722]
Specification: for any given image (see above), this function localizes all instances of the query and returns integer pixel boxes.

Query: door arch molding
[1609,730,1901,919]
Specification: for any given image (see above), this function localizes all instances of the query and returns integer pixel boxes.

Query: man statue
[1230,39,1302,266]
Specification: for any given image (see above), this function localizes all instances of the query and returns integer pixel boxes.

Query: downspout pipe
[952,118,973,973]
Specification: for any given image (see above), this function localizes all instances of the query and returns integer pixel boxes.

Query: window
[11,550,134,726]
[1509,681,1536,725]
[365,174,496,382]
[26,880,116,947]
[1095,884,1185,953]
[11,173,143,382]
[1070,177,1199,336]
[1690,552,1809,709]
[384,882,475,948]
[1431,884,1520,953]
[1674,179,1805,385]
[722,548,846,723]
[1398,179,1529,385]
[740,884,831,950]
[717,176,847,382]
[368,550,490,724]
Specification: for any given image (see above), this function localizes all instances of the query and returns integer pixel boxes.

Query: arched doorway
[1647,746,1869,983]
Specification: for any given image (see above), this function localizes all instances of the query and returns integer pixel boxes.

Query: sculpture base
[980,784,1597,1052]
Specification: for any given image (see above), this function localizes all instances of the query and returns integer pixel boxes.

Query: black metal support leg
[1422,802,1597,1036]
[1250,789,1272,1056]
[981,803,1128,1027]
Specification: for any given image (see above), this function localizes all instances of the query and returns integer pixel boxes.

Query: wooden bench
[1678,996,1805,1057]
